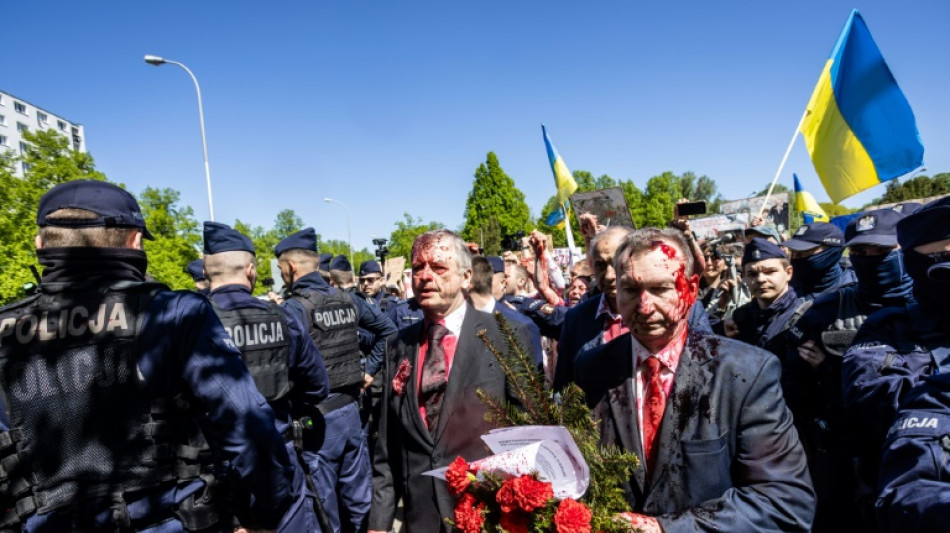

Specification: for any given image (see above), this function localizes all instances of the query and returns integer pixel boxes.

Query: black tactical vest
[0,282,204,520]
[821,289,866,359]
[211,300,292,402]
[292,288,362,390]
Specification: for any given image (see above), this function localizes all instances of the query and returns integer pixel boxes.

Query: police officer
[384,294,424,331]
[843,197,950,528]
[184,258,210,294]
[202,221,331,532]
[328,255,357,293]
[723,238,812,356]
[274,228,397,533]
[317,253,333,283]
[0,180,293,532]
[785,209,914,532]
[784,222,857,300]
[357,260,396,313]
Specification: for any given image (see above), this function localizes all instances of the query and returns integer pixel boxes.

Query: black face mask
[791,246,843,295]
[38,247,148,285]
[851,249,914,303]
[902,249,950,315]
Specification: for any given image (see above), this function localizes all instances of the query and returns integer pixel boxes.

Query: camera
[502,231,526,253]
[373,238,389,263]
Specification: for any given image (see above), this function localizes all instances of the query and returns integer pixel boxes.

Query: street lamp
[324,198,353,272]
[144,54,215,221]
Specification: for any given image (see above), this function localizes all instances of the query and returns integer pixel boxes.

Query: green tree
[388,213,445,261]
[0,129,109,304]
[138,187,202,290]
[461,152,533,253]
[871,174,950,205]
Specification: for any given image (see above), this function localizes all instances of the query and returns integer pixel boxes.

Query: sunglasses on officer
[359,274,383,285]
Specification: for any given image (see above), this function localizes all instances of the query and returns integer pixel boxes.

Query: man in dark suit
[575,227,814,533]
[368,230,529,533]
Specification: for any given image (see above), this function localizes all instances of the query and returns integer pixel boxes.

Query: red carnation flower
[446,456,474,496]
[454,493,486,533]
[499,510,529,533]
[391,358,412,396]
[511,475,553,512]
[553,498,592,533]
[496,478,519,513]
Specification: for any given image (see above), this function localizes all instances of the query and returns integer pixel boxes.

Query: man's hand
[723,318,740,338]
[750,215,765,227]
[528,230,547,258]
[798,340,827,368]
[362,372,374,391]
[716,279,737,310]
[578,212,605,240]
[619,512,664,532]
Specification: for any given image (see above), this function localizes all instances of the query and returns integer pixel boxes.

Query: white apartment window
[37,112,48,128]
[0,135,7,146]
[0,114,5,126]
[19,141,28,152]
[0,94,5,106]
[58,120,66,131]
[14,102,27,115]
[17,122,28,133]
[22,162,32,173]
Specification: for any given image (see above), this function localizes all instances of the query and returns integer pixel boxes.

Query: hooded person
[784,223,856,300]
[782,209,914,533]
[842,196,950,529]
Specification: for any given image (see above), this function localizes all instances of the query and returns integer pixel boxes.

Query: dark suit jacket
[494,300,544,366]
[553,295,605,390]
[575,332,815,533]
[369,307,529,532]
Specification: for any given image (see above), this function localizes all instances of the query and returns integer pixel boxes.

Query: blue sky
[4,1,948,252]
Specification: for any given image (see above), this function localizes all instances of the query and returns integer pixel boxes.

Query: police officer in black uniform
[328,256,358,294]
[784,222,857,300]
[357,260,395,313]
[785,209,914,532]
[0,180,293,532]
[843,196,950,530]
[184,258,210,294]
[202,221,331,532]
[274,228,397,533]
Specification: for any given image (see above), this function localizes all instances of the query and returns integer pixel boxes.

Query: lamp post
[144,54,215,221]
[324,197,353,272]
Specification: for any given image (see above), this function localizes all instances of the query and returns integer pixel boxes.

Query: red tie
[642,357,666,470]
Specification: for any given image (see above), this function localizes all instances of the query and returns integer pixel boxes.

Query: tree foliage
[871,174,950,205]
[0,129,108,303]
[138,187,202,289]
[461,152,533,254]
[388,212,445,261]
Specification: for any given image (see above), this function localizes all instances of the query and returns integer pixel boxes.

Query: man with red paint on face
[368,230,531,533]
[574,227,814,533]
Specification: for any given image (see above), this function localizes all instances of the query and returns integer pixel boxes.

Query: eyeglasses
[359,276,382,284]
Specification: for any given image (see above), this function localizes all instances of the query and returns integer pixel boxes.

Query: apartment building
[0,90,86,175]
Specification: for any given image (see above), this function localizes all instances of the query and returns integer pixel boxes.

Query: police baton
[293,418,333,533]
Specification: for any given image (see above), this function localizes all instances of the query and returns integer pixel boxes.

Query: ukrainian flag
[794,174,830,224]
[542,125,578,207]
[799,9,924,203]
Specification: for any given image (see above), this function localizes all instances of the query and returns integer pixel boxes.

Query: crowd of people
[0,178,948,533]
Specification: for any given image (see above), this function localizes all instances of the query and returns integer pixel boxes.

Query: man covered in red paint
[574,227,814,533]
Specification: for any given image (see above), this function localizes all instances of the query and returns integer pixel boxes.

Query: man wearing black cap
[274,228,397,533]
[184,258,210,294]
[843,196,950,529]
[358,260,396,312]
[783,222,857,300]
[329,255,357,293]
[781,209,915,532]
[202,221,332,532]
[317,252,333,282]
[0,180,293,532]
[723,238,812,357]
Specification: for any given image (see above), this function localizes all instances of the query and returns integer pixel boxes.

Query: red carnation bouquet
[436,315,642,532]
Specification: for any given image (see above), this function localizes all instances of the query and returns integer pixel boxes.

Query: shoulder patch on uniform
[887,412,950,441]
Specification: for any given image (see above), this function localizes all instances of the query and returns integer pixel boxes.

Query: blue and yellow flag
[794,174,830,224]
[799,9,924,203]
[542,125,578,207]
[545,206,566,229]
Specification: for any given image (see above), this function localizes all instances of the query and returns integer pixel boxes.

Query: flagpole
[758,109,809,219]
[562,202,578,268]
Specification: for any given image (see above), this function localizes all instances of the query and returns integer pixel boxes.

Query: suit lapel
[432,309,483,442]
[647,333,710,492]
[605,336,647,493]
[400,323,433,446]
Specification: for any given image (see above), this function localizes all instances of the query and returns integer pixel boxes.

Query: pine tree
[461,152,532,253]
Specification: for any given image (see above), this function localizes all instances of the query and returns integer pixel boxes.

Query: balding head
[205,250,257,290]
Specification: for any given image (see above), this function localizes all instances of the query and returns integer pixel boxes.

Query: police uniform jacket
[0,261,294,531]
[385,297,424,331]
[283,272,397,377]
[876,362,950,533]
[575,330,815,533]
[207,284,330,432]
